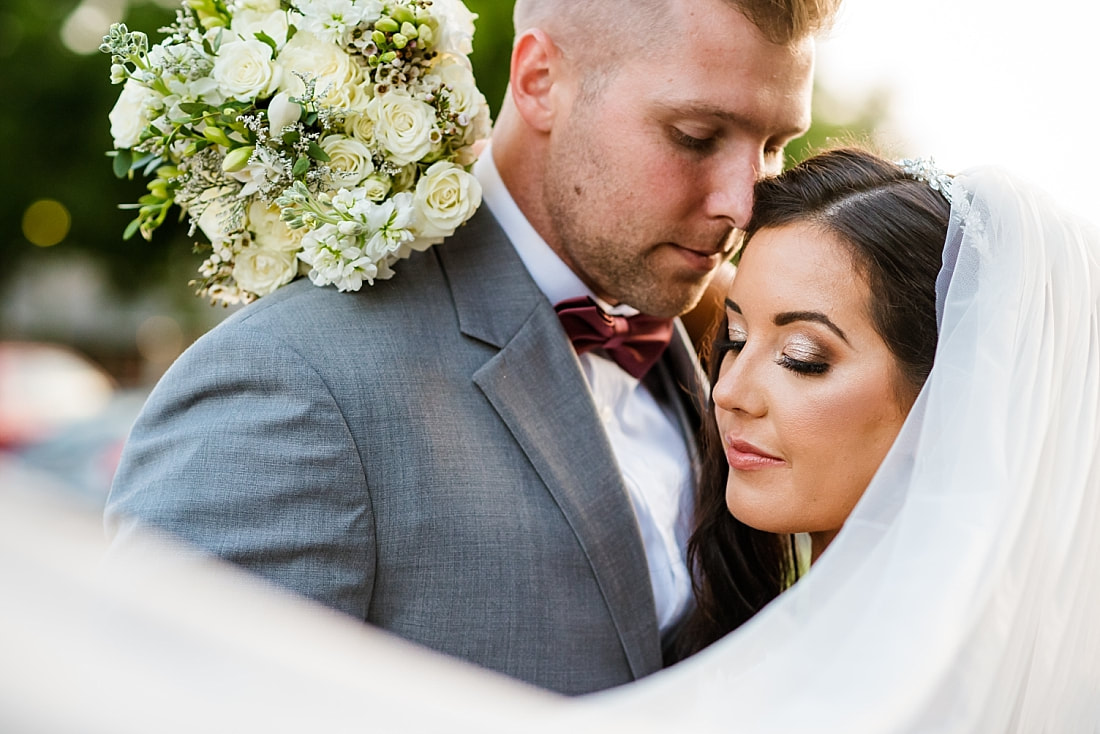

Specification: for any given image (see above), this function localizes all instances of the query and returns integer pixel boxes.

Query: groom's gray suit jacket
[106,208,706,695]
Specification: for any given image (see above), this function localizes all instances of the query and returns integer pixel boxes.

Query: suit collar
[436,207,545,349]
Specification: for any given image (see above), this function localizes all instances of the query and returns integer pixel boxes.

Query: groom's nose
[703,149,761,231]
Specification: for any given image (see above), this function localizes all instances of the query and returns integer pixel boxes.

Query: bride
[606,147,1100,731]
[3,148,1097,732]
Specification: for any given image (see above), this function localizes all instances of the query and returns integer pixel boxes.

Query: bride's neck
[809,529,839,564]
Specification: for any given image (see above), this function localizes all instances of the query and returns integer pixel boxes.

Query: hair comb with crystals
[897,157,955,204]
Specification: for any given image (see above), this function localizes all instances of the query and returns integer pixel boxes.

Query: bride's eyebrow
[774,311,849,344]
[725,298,741,313]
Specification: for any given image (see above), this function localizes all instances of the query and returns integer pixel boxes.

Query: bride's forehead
[731,225,868,307]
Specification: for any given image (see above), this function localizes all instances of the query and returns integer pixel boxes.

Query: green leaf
[123,217,142,240]
[254,31,278,53]
[292,156,310,176]
[307,141,330,162]
[178,102,208,115]
[112,148,133,178]
[282,130,301,146]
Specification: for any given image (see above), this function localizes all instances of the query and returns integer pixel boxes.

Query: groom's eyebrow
[774,311,849,344]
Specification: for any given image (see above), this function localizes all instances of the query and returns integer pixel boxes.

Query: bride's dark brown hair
[670,148,951,660]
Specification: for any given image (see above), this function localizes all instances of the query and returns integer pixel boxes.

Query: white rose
[412,161,482,238]
[230,9,290,48]
[435,55,483,119]
[427,0,477,55]
[213,38,282,101]
[195,196,239,246]
[343,108,375,142]
[109,79,158,149]
[320,134,375,189]
[248,200,304,252]
[366,91,438,167]
[359,173,392,202]
[229,201,302,295]
[232,243,299,295]
[276,31,363,108]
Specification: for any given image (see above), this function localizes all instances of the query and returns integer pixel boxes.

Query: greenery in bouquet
[101,0,489,304]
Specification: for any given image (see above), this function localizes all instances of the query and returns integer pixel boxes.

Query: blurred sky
[816,0,1099,222]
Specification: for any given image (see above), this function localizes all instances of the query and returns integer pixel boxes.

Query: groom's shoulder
[217,248,451,340]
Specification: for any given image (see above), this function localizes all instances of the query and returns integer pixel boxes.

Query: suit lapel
[438,209,663,678]
[653,321,710,483]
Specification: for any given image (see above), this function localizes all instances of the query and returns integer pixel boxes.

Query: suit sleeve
[104,318,376,620]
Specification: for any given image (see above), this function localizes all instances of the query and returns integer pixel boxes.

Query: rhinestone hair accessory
[898,157,955,204]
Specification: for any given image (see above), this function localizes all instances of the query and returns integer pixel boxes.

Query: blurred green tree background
[0,0,881,385]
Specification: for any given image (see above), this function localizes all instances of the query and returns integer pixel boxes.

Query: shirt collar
[474,144,638,317]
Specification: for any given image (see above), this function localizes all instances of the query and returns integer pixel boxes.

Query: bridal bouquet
[101,0,489,304]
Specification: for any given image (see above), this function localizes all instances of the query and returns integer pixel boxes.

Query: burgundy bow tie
[554,296,674,380]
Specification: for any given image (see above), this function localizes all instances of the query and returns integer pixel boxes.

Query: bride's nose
[711,348,767,418]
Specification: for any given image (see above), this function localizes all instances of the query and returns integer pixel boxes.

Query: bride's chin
[724,486,787,534]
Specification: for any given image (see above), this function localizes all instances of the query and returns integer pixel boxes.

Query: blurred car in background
[0,341,145,507]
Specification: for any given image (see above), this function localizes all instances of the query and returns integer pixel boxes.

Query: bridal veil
[589,165,1100,731]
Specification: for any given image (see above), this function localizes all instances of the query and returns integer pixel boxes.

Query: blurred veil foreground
[0,482,591,734]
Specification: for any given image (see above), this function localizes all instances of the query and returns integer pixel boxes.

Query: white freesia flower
[300,224,380,291]
[413,161,482,238]
[292,0,383,45]
[230,9,290,48]
[109,79,158,148]
[213,38,282,101]
[277,31,363,108]
[267,91,301,137]
[428,0,477,55]
[366,91,438,166]
[321,134,375,189]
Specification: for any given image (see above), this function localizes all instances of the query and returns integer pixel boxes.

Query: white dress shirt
[474,147,694,634]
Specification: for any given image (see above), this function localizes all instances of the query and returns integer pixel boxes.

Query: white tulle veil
[2,166,1097,732]
[587,166,1100,731]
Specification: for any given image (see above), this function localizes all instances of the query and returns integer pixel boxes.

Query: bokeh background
[1,0,1095,504]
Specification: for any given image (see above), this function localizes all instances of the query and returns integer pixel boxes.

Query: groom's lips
[668,242,723,271]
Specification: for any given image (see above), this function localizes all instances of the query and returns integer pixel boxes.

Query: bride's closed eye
[776,335,831,376]
[715,325,831,376]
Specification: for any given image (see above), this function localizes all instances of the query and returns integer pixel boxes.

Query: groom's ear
[509,28,570,133]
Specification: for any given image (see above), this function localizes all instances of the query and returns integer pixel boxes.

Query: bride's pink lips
[725,438,785,471]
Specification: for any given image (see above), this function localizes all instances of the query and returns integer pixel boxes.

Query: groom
[106,0,829,694]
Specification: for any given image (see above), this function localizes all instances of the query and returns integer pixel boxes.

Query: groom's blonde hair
[513,0,839,49]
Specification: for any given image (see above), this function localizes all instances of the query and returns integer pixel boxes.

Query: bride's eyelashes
[775,336,831,376]
[776,354,829,376]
